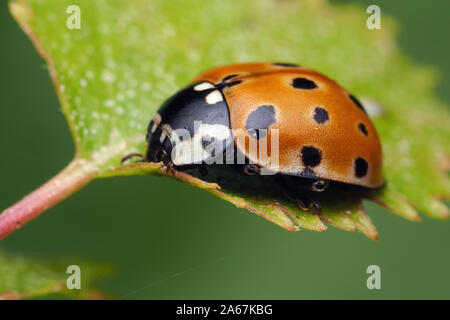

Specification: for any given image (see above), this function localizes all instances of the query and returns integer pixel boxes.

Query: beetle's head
[144,82,232,166]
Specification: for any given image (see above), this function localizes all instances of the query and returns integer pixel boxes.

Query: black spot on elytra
[273,62,300,67]
[246,105,276,139]
[301,146,322,167]
[358,123,368,136]
[292,77,317,90]
[349,94,367,114]
[313,107,329,124]
[222,74,239,82]
[354,157,368,177]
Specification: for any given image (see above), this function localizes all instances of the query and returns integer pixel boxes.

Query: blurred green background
[0,0,449,299]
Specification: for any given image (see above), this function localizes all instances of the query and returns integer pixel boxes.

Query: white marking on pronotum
[171,133,204,165]
[170,121,231,166]
[161,123,173,134]
[194,82,215,91]
[153,113,162,125]
[150,123,157,133]
[205,90,223,105]
[159,132,167,144]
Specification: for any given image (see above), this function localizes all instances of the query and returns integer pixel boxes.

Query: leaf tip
[426,198,450,220]
[368,189,422,222]
[347,203,379,241]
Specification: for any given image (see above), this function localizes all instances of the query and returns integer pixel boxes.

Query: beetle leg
[271,176,321,214]
[296,195,312,211]
[297,195,322,215]
[295,195,321,214]
[310,198,321,214]
[120,153,144,165]
[243,164,261,175]
[311,180,329,192]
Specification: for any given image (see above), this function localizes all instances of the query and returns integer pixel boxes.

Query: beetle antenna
[121,153,144,165]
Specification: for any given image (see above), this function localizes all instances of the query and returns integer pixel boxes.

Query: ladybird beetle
[139,62,383,213]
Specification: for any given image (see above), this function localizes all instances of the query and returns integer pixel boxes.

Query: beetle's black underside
[183,161,369,210]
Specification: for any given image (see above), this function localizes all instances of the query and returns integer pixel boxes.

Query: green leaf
[0,251,113,299]
[2,0,448,240]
